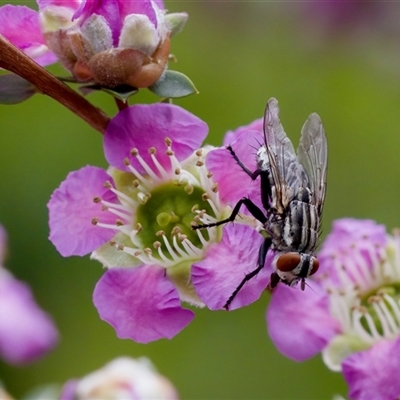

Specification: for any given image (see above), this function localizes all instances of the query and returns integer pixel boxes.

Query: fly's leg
[224,237,272,310]
[267,272,281,292]
[192,197,267,230]
[227,145,272,209]
[226,145,261,180]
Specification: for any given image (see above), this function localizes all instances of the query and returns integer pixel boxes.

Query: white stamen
[108,186,137,208]
[363,311,381,340]
[181,239,202,257]
[206,197,222,220]
[106,207,133,221]
[135,153,161,182]
[372,300,392,337]
[129,229,142,247]
[137,192,149,204]
[156,245,176,266]
[331,293,353,331]
[376,297,399,335]
[172,235,189,258]
[160,235,180,262]
[149,149,169,180]
[196,228,209,247]
[94,221,121,231]
[383,294,400,326]
[351,249,373,287]
[125,162,153,188]
[101,200,132,214]
[352,309,374,343]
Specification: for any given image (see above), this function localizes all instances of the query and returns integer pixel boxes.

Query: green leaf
[79,83,138,101]
[101,85,138,102]
[0,74,37,105]
[149,70,198,99]
[166,12,188,38]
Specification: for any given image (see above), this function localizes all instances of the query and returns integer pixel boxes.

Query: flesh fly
[193,98,327,310]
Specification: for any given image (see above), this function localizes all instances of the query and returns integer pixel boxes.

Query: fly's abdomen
[274,200,319,253]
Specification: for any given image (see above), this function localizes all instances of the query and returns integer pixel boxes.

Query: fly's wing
[263,98,304,214]
[297,113,328,217]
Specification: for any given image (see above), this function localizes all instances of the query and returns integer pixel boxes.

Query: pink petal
[206,129,263,210]
[93,266,195,343]
[0,270,58,364]
[0,5,56,66]
[222,117,263,146]
[117,0,164,26]
[37,0,81,10]
[318,218,388,283]
[60,380,79,400]
[343,337,400,400]
[72,0,122,44]
[267,284,341,361]
[48,166,120,257]
[104,103,208,172]
[191,224,270,310]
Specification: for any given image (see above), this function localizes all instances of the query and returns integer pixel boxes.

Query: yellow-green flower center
[136,183,214,259]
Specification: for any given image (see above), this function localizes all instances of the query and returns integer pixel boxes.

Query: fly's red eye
[310,258,319,276]
[276,252,301,272]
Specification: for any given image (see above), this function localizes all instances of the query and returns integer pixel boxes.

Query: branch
[0,34,110,135]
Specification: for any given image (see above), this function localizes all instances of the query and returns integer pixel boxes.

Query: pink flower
[0,225,58,364]
[266,218,400,399]
[48,103,269,342]
[0,0,188,88]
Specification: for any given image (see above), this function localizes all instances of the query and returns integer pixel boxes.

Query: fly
[193,97,328,310]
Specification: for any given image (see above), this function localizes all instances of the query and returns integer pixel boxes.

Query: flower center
[136,183,214,260]
[92,140,224,272]
[327,238,400,344]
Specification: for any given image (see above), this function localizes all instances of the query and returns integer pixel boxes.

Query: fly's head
[269,252,319,291]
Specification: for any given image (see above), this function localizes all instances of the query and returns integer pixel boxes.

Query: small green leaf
[166,12,188,38]
[101,84,138,101]
[0,74,37,105]
[149,70,198,99]
[79,83,138,101]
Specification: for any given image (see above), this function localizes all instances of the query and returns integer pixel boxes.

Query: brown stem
[0,34,110,135]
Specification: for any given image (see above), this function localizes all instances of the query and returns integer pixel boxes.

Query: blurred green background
[1,1,400,399]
